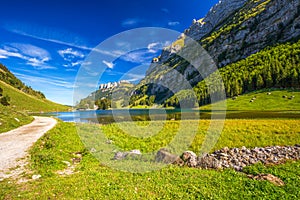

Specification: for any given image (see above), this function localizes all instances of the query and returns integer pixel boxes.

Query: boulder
[155,149,182,164]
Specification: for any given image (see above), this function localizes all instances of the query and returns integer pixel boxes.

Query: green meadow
[0,118,299,199]
[200,89,300,111]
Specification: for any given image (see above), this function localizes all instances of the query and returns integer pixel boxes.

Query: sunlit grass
[0,81,69,113]
[0,105,33,133]
[201,89,300,111]
[1,120,299,199]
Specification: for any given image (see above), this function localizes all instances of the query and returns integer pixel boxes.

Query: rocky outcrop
[139,0,300,99]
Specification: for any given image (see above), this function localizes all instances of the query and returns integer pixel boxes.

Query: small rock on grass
[248,174,285,186]
[32,174,41,180]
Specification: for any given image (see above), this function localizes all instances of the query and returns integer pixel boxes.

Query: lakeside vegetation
[0,119,299,199]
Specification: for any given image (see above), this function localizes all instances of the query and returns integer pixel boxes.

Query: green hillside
[200,89,300,111]
[0,63,45,99]
[164,40,300,108]
[0,65,69,133]
[0,81,69,112]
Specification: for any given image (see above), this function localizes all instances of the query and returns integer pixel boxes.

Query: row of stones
[179,145,300,171]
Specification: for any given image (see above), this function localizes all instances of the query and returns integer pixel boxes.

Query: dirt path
[0,116,57,180]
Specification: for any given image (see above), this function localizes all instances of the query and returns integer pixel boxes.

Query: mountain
[131,0,300,107]
[76,81,134,109]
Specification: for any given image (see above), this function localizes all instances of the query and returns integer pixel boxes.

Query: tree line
[0,64,45,99]
[164,40,300,107]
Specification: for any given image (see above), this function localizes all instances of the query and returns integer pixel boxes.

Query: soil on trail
[0,116,57,180]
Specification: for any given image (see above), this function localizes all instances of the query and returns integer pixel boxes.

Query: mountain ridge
[131,0,300,107]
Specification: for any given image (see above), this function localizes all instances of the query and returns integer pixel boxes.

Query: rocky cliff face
[140,0,300,98]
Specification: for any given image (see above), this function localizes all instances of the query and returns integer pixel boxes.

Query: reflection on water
[43,109,300,124]
[45,109,203,124]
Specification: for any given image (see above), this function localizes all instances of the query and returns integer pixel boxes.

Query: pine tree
[256,74,264,89]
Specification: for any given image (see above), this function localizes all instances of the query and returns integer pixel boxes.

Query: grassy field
[1,119,299,199]
[200,89,300,111]
[0,105,33,133]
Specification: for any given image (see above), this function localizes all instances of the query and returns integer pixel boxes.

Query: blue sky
[0,0,218,105]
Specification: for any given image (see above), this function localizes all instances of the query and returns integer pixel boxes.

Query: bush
[0,95,10,106]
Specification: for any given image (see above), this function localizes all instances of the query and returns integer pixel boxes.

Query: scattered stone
[248,174,285,186]
[282,95,287,98]
[232,96,237,100]
[155,149,182,164]
[90,148,97,153]
[267,92,271,95]
[113,149,142,160]
[72,157,82,164]
[113,151,128,160]
[14,118,20,122]
[62,161,71,167]
[32,174,41,180]
[106,140,113,144]
[249,100,254,103]
[129,149,141,155]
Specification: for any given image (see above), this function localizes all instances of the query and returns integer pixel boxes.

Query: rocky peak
[158,0,248,64]
[138,0,300,103]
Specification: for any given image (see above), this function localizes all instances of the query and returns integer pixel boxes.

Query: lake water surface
[43,109,300,124]
[45,109,202,124]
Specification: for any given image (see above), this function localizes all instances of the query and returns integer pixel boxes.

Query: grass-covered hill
[200,89,300,111]
[0,80,69,112]
[0,64,69,133]
[0,80,69,133]
[0,63,45,99]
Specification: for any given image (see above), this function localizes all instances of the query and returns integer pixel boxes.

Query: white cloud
[71,61,83,67]
[120,50,153,64]
[122,73,145,82]
[147,42,160,53]
[81,61,92,66]
[5,27,126,59]
[0,44,54,70]
[10,43,50,59]
[161,8,169,13]
[58,48,85,68]
[102,60,114,69]
[168,21,180,26]
[13,72,75,89]
[0,48,25,59]
[121,18,142,27]
[58,48,85,59]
